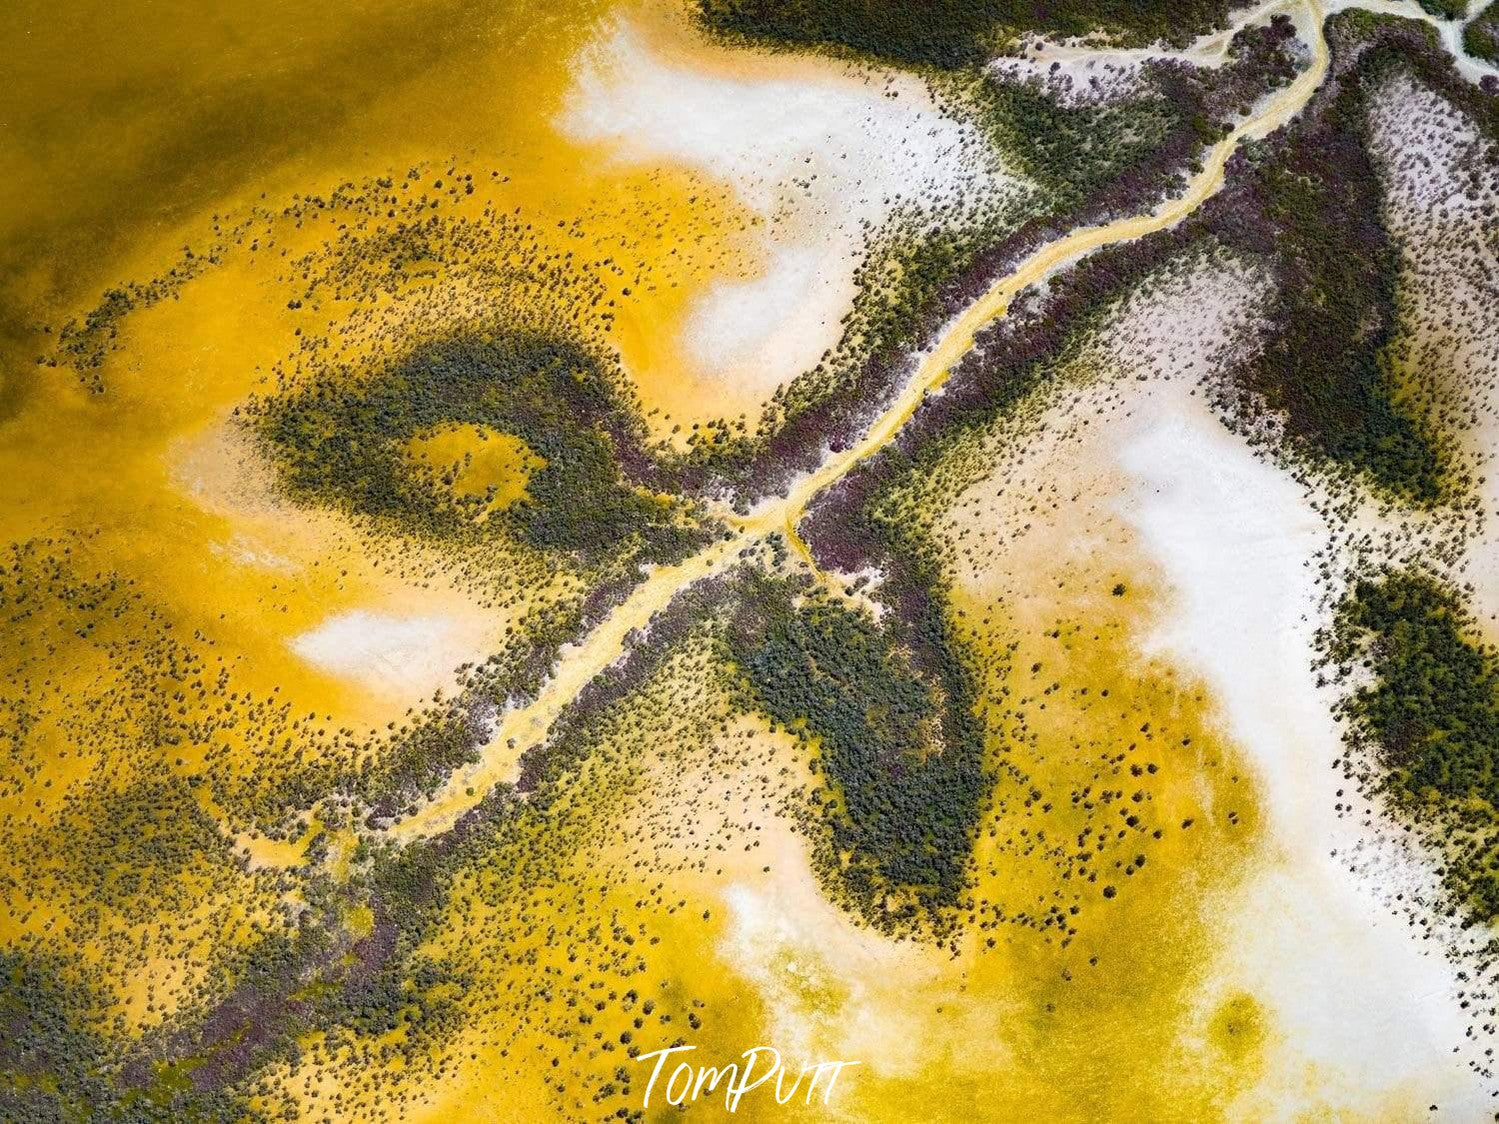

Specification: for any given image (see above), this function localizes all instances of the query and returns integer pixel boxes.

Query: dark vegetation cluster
[725,573,986,931]
[1204,15,1467,501]
[0,951,115,1121]
[1209,10,1499,500]
[0,541,301,1118]
[2,787,517,1120]
[696,0,1238,68]
[1329,571,1499,923]
[1467,1,1499,64]
[967,79,1184,214]
[1418,0,1471,19]
[233,190,733,814]
[52,770,228,924]
[251,331,706,567]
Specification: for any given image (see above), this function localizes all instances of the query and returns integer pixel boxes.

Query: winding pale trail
[389,0,1329,843]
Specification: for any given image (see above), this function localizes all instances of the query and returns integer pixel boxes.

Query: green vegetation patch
[254,330,703,566]
[966,77,1189,212]
[1465,1,1499,63]
[1332,571,1499,920]
[1244,149,1435,497]
[51,770,230,922]
[1215,28,1444,502]
[697,0,1236,69]
[727,575,985,929]
[0,952,111,1123]
[1417,0,1467,18]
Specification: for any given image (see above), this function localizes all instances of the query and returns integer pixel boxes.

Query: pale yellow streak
[391,0,1328,843]
[388,535,746,840]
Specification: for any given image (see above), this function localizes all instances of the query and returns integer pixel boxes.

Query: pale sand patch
[560,11,1022,402]
[1116,392,1479,1118]
[938,253,1482,1112]
[719,845,945,1078]
[1052,253,1480,1113]
[175,417,528,720]
[289,609,492,702]
[936,256,1272,607]
[692,733,1013,1089]
[1088,261,1481,1114]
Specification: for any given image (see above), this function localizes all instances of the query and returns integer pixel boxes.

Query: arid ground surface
[5,0,1499,1119]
